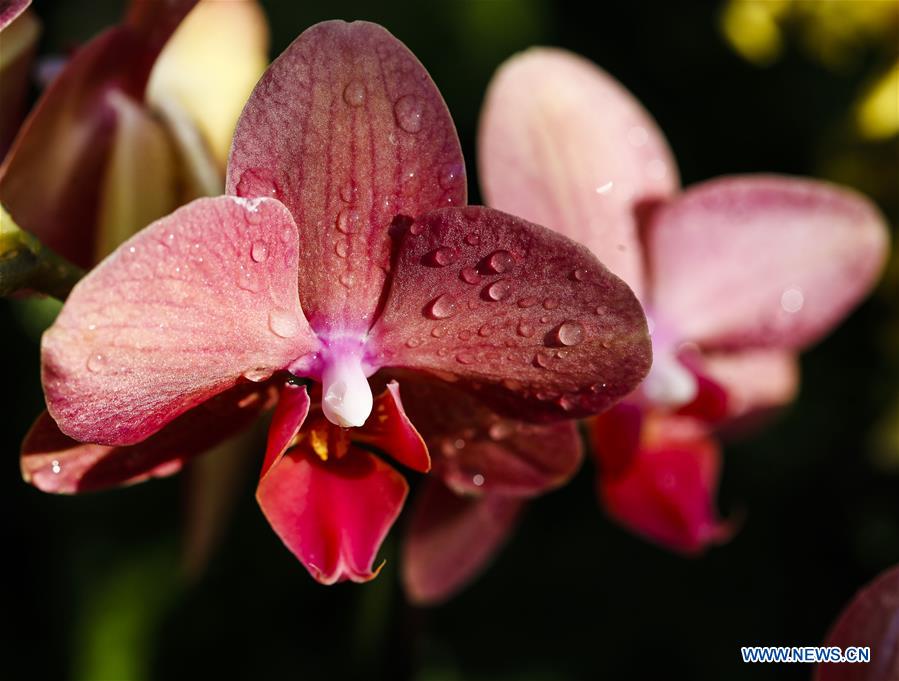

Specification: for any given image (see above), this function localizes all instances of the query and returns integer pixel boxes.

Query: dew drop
[571,268,587,281]
[595,181,614,194]
[429,246,459,266]
[251,241,268,263]
[336,208,361,234]
[590,382,607,393]
[339,272,354,288]
[343,80,366,107]
[543,297,559,310]
[780,287,804,313]
[465,232,480,246]
[485,279,511,301]
[243,367,271,382]
[237,268,261,292]
[426,293,457,319]
[87,353,107,372]
[533,351,552,368]
[517,320,535,338]
[268,309,299,338]
[555,321,586,347]
[409,222,425,236]
[485,250,514,274]
[458,329,472,341]
[460,267,481,285]
[478,323,494,337]
[557,395,576,411]
[339,182,356,203]
[334,241,348,258]
[394,94,424,133]
[236,168,279,198]
[540,315,550,324]
[456,351,476,365]
[431,326,446,338]
[51,460,61,475]
[406,338,422,348]
[472,473,485,487]
[439,163,462,189]
[517,296,538,308]
[594,305,607,316]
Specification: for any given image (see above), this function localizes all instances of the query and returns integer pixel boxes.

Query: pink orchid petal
[353,381,430,473]
[395,375,582,496]
[593,412,732,554]
[699,350,799,421]
[370,206,651,421]
[227,20,465,334]
[646,175,890,351]
[261,380,311,479]
[21,381,275,494]
[402,479,523,605]
[42,196,318,446]
[257,444,408,584]
[0,3,194,267]
[478,47,679,299]
[0,0,29,30]
[815,564,899,681]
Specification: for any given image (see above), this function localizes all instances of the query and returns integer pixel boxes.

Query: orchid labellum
[475,49,889,554]
[23,22,652,585]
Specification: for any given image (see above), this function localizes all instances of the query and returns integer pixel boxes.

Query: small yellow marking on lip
[309,427,329,462]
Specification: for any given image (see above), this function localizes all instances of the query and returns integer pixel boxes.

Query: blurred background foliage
[1,1,897,679]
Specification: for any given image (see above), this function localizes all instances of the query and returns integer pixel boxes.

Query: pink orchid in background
[22,22,652,585]
[473,49,889,554]
[0,0,269,270]
[815,563,899,681]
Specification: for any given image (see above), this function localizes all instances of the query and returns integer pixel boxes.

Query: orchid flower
[22,22,652,585]
[0,0,268,272]
[471,49,889,557]
[815,563,899,681]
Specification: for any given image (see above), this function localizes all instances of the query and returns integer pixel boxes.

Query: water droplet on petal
[594,305,607,315]
[557,395,576,411]
[485,279,511,301]
[489,421,513,440]
[236,168,279,198]
[456,351,476,365]
[533,351,552,368]
[431,326,446,338]
[343,80,365,107]
[595,181,614,194]
[87,353,107,372]
[339,272,354,288]
[269,309,299,338]
[485,250,514,274]
[780,287,804,313]
[517,320,535,338]
[460,267,481,285]
[340,182,356,202]
[243,367,272,382]
[517,296,538,308]
[51,460,61,474]
[439,163,462,189]
[336,208,361,234]
[429,246,459,266]
[426,293,457,319]
[237,267,261,292]
[409,222,425,236]
[478,323,494,337]
[571,268,587,281]
[543,297,559,310]
[334,241,348,258]
[406,338,422,348]
[251,241,268,263]
[555,321,586,347]
[458,329,472,341]
[394,94,424,133]
[472,473,485,487]
[465,232,480,246]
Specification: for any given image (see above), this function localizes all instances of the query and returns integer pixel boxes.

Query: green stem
[0,205,85,300]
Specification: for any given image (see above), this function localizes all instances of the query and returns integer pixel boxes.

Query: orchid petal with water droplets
[227,20,465,334]
[371,206,651,422]
[41,196,318,446]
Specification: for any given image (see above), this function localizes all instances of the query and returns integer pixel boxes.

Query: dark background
[2,1,897,679]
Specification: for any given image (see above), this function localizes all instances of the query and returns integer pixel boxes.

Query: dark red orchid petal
[0,2,192,267]
[815,564,899,681]
[257,444,408,584]
[261,380,311,479]
[42,196,319,446]
[21,381,275,494]
[594,414,732,554]
[353,381,430,473]
[394,374,582,497]
[0,0,29,30]
[402,479,523,605]
[591,403,643,477]
[646,175,889,352]
[370,206,651,422]
[227,20,465,335]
